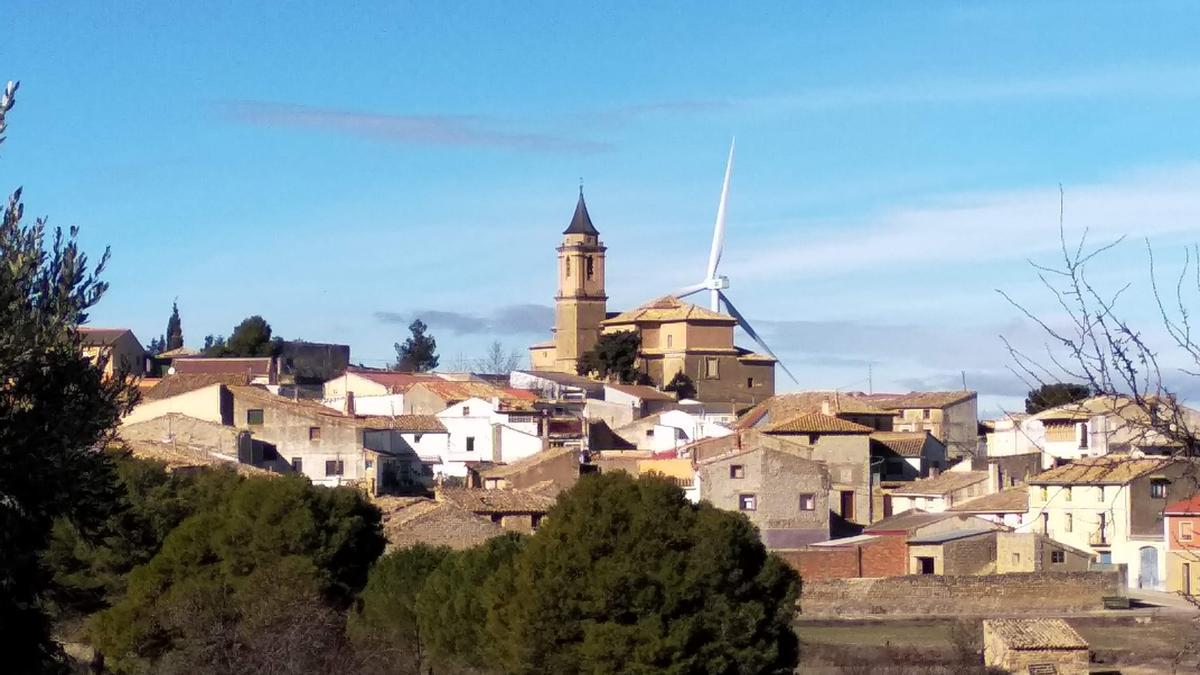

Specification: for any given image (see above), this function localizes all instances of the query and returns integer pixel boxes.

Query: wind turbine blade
[719,291,798,385]
[673,282,708,299]
[705,138,735,281]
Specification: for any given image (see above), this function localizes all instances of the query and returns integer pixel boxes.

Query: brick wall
[777,535,908,580]
[798,571,1121,616]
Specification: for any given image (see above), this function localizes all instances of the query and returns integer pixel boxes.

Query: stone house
[736,391,897,432]
[983,619,1089,675]
[865,391,979,461]
[865,510,1006,576]
[380,498,506,552]
[477,445,585,495]
[80,327,147,378]
[688,428,871,527]
[907,527,998,575]
[995,531,1092,573]
[696,441,831,548]
[1164,493,1200,597]
[869,431,947,481]
[437,487,557,534]
[759,414,874,525]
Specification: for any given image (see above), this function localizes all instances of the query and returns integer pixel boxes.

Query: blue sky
[6,2,1200,415]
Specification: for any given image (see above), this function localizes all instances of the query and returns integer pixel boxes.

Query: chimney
[343,391,356,416]
[821,400,831,416]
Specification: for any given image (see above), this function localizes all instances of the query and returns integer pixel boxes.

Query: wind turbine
[675,139,798,384]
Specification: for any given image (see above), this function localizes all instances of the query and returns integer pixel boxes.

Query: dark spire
[563,187,599,236]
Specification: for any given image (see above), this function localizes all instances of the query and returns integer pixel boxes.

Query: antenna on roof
[961,370,967,391]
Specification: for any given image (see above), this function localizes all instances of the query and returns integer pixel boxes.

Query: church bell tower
[554,189,607,374]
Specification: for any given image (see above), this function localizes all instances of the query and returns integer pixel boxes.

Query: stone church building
[529,191,776,407]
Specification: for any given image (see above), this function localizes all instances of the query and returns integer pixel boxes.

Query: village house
[477,445,586,495]
[435,396,546,477]
[905,526,998,575]
[380,498,506,552]
[869,431,947,481]
[509,369,604,403]
[695,441,831,548]
[886,466,989,519]
[759,413,874,525]
[863,390,979,460]
[947,485,1031,529]
[1020,395,1196,469]
[736,391,897,432]
[1164,493,1200,597]
[995,531,1092,573]
[120,375,447,495]
[775,534,909,581]
[862,510,1005,576]
[982,619,1089,675]
[171,355,278,385]
[601,409,733,452]
[982,412,1037,457]
[79,327,147,378]
[1027,454,1197,589]
[322,368,440,415]
[436,486,557,534]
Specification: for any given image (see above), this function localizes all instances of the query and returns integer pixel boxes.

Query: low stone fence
[798,570,1124,616]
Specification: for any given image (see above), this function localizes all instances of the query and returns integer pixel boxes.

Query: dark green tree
[416,533,524,669]
[347,544,451,673]
[88,475,385,671]
[486,473,800,674]
[393,318,440,372]
[165,300,183,351]
[578,330,643,384]
[663,371,697,400]
[204,315,282,357]
[1025,382,1093,414]
[0,79,140,672]
[146,335,166,355]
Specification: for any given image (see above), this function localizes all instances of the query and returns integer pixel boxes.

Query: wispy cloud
[724,164,1200,283]
[224,101,611,154]
[374,304,553,335]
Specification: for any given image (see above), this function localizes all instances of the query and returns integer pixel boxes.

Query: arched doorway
[1138,546,1160,589]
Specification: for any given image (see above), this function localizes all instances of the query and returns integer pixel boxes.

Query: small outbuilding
[983,618,1088,674]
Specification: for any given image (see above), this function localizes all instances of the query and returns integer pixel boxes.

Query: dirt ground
[795,614,1200,674]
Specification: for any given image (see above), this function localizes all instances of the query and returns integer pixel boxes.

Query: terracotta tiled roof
[479,446,579,479]
[1030,455,1180,486]
[865,509,959,534]
[606,382,676,402]
[173,357,273,377]
[890,470,988,496]
[948,485,1029,514]
[1166,493,1200,516]
[766,412,874,434]
[600,296,736,326]
[413,380,535,409]
[79,327,135,346]
[869,391,977,410]
[157,346,200,358]
[380,499,505,551]
[344,368,441,392]
[438,487,557,514]
[143,372,251,401]
[381,415,447,433]
[984,618,1088,650]
[870,431,933,458]
[123,439,273,477]
[735,392,893,430]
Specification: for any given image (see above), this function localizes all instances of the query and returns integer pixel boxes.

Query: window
[1098,486,1105,502]
[1181,521,1195,542]
[565,258,571,278]
[1152,479,1169,499]
[414,433,423,442]
[1051,550,1065,564]
[586,256,594,279]
[324,460,344,476]
[1011,553,1020,565]
[365,458,374,469]
[1079,422,1089,449]
[462,406,470,416]
[666,334,673,348]
[799,493,816,511]
[246,409,264,425]
[1064,513,1073,532]
[1064,487,1072,502]
[922,408,931,420]
[705,357,720,379]
[532,514,544,530]
[466,437,476,453]
[309,426,321,441]
[645,429,654,438]
[738,494,757,511]
[747,377,754,388]
[730,465,745,479]
[291,457,303,473]
[491,513,504,524]
[1040,486,1049,502]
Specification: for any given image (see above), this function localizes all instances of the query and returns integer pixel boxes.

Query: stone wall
[798,571,1122,616]
[943,532,997,575]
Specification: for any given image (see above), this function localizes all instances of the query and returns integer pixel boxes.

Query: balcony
[1089,530,1110,547]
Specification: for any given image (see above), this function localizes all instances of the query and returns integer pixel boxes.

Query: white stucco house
[434,396,545,477]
